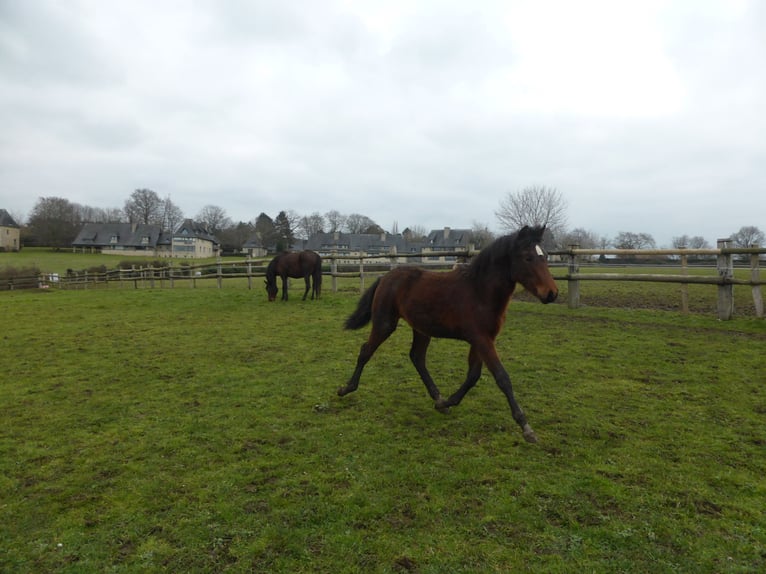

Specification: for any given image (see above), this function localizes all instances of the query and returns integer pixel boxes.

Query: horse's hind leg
[337,320,397,397]
[409,331,447,410]
[302,275,310,300]
[439,346,483,411]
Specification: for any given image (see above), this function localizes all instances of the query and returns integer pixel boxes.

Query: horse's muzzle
[542,290,558,304]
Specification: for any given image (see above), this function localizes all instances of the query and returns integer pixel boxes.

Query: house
[241,235,268,258]
[422,227,475,263]
[301,227,476,265]
[72,222,166,255]
[170,219,219,259]
[303,231,420,265]
[71,219,219,258]
[0,209,21,252]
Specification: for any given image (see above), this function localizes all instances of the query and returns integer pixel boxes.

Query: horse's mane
[463,225,546,281]
[266,252,288,279]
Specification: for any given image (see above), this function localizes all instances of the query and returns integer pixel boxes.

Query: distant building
[72,222,166,255]
[422,227,474,263]
[72,220,219,258]
[0,209,21,252]
[303,231,419,264]
[241,235,269,258]
[170,219,219,259]
[302,227,475,264]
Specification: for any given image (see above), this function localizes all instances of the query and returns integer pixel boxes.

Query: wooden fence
[5,243,764,320]
[559,240,764,320]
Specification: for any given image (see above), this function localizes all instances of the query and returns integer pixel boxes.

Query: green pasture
[1,283,764,572]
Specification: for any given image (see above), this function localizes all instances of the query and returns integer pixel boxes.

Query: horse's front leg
[439,346,483,412]
[409,331,447,410]
[478,342,537,443]
[281,276,289,301]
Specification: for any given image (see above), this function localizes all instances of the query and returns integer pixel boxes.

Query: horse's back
[375,266,464,309]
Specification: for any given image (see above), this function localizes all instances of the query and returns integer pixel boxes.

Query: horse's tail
[344,278,380,330]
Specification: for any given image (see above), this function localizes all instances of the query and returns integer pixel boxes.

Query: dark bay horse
[337,225,558,443]
[265,250,323,302]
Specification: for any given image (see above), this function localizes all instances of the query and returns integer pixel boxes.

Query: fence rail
[3,244,763,320]
[556,239,763,319]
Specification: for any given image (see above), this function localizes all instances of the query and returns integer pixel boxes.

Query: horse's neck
[475,275,516,309]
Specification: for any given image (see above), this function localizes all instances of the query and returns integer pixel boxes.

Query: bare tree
[298,212,326,240]
[470,221,495,249]
[195,205,230,235]
[613,231,656,250]
[672,235,710,250]
[345,213,380,234]
[161,196,184,232]
[731,226,765,248]
[560,227,600,249]
[495,185,568,238]
[124,189,164,225]
[325,210,347,233]
[403,224,428,240]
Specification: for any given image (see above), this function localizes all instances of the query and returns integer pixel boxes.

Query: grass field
[1,281,765,572]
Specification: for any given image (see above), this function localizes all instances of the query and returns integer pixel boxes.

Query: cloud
[1,0,764,246]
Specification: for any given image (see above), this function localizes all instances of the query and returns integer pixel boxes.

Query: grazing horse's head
[510,226,559,304]
[265,258,279,301]
[265,278,278,302]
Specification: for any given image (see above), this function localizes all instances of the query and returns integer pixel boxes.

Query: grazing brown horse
[338,225,558,443]
[265,250,323,302]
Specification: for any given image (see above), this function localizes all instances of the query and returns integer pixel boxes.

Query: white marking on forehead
[535,245,544,256]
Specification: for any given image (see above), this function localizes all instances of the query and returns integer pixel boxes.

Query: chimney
[443,227,451,240]
[380,232,387,242]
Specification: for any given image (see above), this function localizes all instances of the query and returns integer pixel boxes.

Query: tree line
[16,189,410,252]
[11,185,764,254]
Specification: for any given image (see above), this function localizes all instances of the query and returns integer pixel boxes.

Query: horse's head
[511,226,559,304]
[265,278,278,302]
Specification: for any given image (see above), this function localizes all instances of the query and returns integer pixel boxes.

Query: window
[110,235,119,244]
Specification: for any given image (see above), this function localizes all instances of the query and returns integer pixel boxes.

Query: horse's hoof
[522,425,538,443]
[434,398,451,414]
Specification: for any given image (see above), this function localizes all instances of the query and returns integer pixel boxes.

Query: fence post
[246,258,252,290]
[331,251,338,293]
[751,246,763,318]
[567,245,580,309]
[716,238,734,320]
[359,255,365,293]
[217,257,223,289]
[680,253,689,314]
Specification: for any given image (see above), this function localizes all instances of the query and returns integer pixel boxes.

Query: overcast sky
[1,0,764,246]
